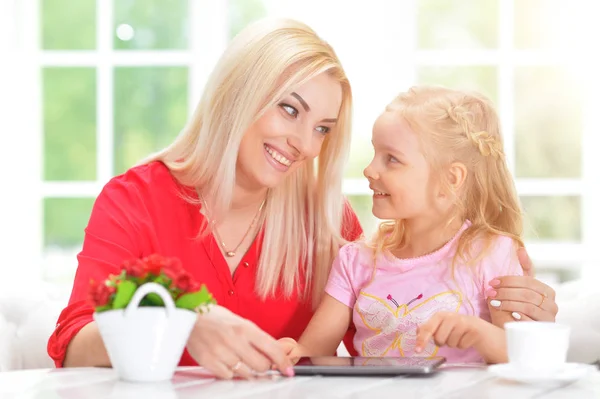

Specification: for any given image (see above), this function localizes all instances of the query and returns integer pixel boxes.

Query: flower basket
[90,255,215,382]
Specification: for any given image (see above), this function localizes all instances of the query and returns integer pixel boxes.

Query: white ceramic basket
[94,282,197,382]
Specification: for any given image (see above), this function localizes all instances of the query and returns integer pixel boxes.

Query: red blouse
[47,161,363,367]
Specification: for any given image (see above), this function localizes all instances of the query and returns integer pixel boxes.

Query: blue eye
[279,103,298,118]
[316,126,330,135]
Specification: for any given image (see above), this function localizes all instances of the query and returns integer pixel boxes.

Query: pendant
[226,251,236,257]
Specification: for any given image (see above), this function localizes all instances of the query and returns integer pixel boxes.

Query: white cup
[505,321,570,371]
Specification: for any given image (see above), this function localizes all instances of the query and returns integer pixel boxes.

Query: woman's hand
[415,312,508,364]
[487,247,559,322]
[186,305,294,379]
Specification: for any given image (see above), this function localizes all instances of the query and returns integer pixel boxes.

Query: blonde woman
[48,20,557,379]
[280,86,557,365]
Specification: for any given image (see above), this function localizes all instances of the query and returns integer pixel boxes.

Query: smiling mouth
[373,190,390,196]
[264,144,292,167]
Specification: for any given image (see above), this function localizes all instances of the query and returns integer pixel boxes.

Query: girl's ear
[447,162,467,192]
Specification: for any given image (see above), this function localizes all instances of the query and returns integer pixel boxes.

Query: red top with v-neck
[47,161,363,367]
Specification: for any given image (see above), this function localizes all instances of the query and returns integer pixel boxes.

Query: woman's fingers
[488,299,551,321]
[207,358,235,380]
[247,324,294,377]
[489,287,558,313]
[187,306,294,379]
[229,360,255,379]
[488,287,558,322]
[508,312,532,321]
[233,339,273,373]
[488,275,558,321]
[490,276,556,300]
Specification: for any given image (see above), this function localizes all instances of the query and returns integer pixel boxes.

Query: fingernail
[489,279,501,287]
[490,300,501,307]
[285,367,295,377]
[512,312,522,320]
[486,289,497,298]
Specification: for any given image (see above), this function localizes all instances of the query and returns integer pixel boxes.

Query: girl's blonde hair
[374,85,523,265]
[143,18,353,304]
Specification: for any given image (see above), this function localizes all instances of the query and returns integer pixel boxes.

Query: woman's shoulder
[103,161,182,195]
[110,161,175,187]
[341,199,364,242]
[98,161,190,208]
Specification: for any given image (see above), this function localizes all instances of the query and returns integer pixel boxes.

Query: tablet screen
[294,356,446,376]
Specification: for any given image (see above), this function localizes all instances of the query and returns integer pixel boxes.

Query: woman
[48,18,558,379]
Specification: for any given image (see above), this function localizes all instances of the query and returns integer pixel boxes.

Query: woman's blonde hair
[143,18,353,304]
[374,85,523,265]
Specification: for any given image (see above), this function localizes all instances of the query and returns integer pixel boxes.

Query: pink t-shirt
[325,222,523,364]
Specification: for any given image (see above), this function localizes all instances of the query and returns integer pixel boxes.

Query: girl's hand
[487,247,558,322]
[415,312,483,352]
[186,306,294,379]
[278,337,304,363]
[416,312,507,364]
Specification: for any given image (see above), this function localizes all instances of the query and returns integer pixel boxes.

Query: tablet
[293,356,445,376]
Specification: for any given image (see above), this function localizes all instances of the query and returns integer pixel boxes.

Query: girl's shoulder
[337,240,377,265]
[468,232,519,256]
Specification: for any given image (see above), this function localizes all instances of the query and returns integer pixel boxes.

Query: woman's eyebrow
[291,92,310,112]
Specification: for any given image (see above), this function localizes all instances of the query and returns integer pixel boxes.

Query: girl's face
[236,73,343,192]
[364,112,442,223]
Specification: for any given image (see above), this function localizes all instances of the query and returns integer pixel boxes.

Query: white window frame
[7,0,599,283]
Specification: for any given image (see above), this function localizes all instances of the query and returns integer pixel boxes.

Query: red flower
[164,266,198,293]
[89,279,116,307]
[173,273,192,292]
[188,280,200,292]
[142,254,165,276]
[122,259,146,278]
[162,257,183,277]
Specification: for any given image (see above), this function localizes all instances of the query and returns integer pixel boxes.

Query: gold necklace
[200,195,266,258]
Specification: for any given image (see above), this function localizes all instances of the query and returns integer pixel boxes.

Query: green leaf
[145,292,165,307]
[112,280,137,309]
[95,305,111,312]
[175,285,215,310]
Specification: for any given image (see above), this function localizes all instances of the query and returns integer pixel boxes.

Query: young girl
[280,85,525,364]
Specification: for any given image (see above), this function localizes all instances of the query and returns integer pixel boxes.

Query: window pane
[114,67,188,174]
[346,142,373,179]
[521,196,581,241]
[229,0,267,39]
[417,66,498,104]
[114,0,189,50]
[514,67,582,178]
[43,68,97,181]
[514,0,578,49]
[41,0,96,50]
[417,0,498,49]
[44,197,94,248]
[347,195,379,239]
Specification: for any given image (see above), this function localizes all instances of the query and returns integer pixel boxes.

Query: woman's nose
[287,128,318,158]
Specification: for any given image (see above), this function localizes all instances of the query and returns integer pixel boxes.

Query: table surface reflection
[1,364,600,399]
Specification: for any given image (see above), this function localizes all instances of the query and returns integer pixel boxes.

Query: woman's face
[237,72,343,191]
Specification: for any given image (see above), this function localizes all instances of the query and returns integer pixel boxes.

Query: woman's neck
[230,183,268,213]
[392,217,464,259]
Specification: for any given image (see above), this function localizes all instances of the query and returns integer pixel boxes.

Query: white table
[2,365,600,399]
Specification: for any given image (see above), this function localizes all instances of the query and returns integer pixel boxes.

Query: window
[7,0,598,286]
